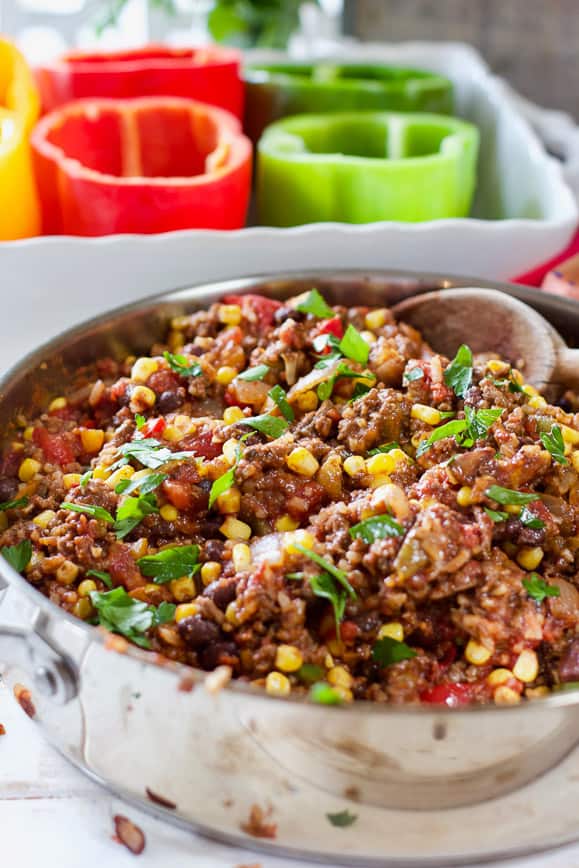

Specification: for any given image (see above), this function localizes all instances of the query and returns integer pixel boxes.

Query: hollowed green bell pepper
[257,112,479,226]
[244,62,453,142]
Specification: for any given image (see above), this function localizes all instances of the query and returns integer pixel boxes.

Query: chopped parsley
[310,572,347,633]
[522,573,560,603]
[403,367,424,384]
[297,663,325,685]
[367,442,400,456]
[349,514,404,543]
[0,496,28,512]
[519,506,545,530]
[115,472,167,497]
[485,485,538,506]
[163,350,202,378]
[309,682,343,705]
[137,544,200,583]
[238,364,270,382]
[484,507,509,523]
[90,587,175,649]
[268,384,294,422]
[79,469,93,488]
[314,357,375,402]
[1,539,32,573]
[327,810,358,828]
[349,382,372,402]
[114,493,159,539]
[540,424,568,465]
[241,413,288,439]
[209,466,236,508]
[416,408,502,457]
[111,437,194,472]
[61,502,114,524]
[293,544,356,599]
[443,344,473,398]
[493,375,525,394]
[339,324,369,365]
[296,288,335,319]
[372,636,417,666]
[135,413,146,429]
[86,569,113,589]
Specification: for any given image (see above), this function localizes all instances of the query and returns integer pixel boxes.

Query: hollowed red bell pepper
[31,97,252,236]
[35,44,243,119]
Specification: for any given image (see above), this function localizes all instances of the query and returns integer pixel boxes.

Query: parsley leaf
[372,636,417,666]
[349,514,404,543]
[519,506,545,530]
[163,350,202,378]
[403,367,424,384]
[349,382,372,402]
[310,572,347,633]
[90,587,175,649]
[296,288,334,319]
[464,406,503,440]
[493,375,525,394]
[367,442,400,456]
[86,569,113,589]
[339,324,369,365]
[135,414,146,430]
[294,544,356,598]
[522,573,560,603]
[416,419,467,457]
[242,413,288,439]
[61,502,114,524]
[238,364,270,382]
[309,682,343,705]
[316,360,374,402]
[443,344,473,398]
[484,506,509,523]
[0,496,27,512]
[416,407,502,457]
[113,438,194,471]
[137,544,200,583]
[268,384,294,422]
[327,810,358,828]
[114,494,159,539]
[209,466,236,509]
[115,472,167,498]
[540,424,568,465]
[1,539,32,573]
[79,469,92,488]
[485,485,538,506]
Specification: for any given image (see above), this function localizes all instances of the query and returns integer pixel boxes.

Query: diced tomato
[340,620,359,643]
[223,294,281,330]
[32,427,75,466]
[318,316,344,340]
[141,417,166,438]
[181,429,222,460]
[420,682,473,707]
[108,542,145,590]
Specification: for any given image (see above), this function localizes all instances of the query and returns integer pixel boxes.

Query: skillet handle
[0,577,77,704]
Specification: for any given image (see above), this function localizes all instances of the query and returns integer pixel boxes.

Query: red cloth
[512,230,579,286]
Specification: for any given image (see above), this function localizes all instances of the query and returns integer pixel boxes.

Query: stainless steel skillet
[1,269,579,867]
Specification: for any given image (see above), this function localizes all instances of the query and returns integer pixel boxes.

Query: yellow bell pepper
[0,37,41,240]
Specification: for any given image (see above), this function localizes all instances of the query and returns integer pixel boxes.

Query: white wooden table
[2,681,579,868]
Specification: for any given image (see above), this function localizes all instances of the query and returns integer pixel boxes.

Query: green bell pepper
[244,62,453,142]
[257,112,479,226]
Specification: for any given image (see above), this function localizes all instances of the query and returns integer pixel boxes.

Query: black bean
[157,389,185,413]
[177,615,221,648]
[0,477,17,502]
[559,639,579,682]
[199,641,238,671]
[204,539,224,561]
[203,579,236,610]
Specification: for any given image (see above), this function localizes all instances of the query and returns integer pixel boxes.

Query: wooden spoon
[392,287,579,393]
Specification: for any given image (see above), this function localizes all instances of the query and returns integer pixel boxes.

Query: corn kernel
[511,369,524,385]
[561,424,579,446]
[170,577,196,602]
[33,509,56,529]
[505,504,521,514]
[56,560,79,585]
[131,357,159,383]
[129,385,157,412]
[411,432,427,448]
[572,451,579,473]
[18,458,41,482]
[522,384,539,397]
[513,649,539,683]
[285,529,314,553]
[48,396,67,412]
[365,309,387,330]
[163,425,183,443]
[360,330,376,345]
[371,483,410,521]
[223,406,245,425]
[23,426,34,441]
[232,542,252,572]
[465,639,492,666]
[366,452,395,476]
[222,438,240,465]
[327,666,353,689]
[286,447,319,478]
[175,603,198,622]
[216,366,238,386]
[160,504,178,522]
[389,448,409,467]
[106,465,135,489]
[517,547,544,571]
[62,473,81,490]
[201,561,221,585]
[265,671,291,697]
[369,474,391,489]
[216,487,241,514]
[73,598,93,620]
[494,686,521,705]
[218,303,242,326]
[343,455,366,477]
[296,391,319,412]
[378,622,404,642]
[528,395,547,410]
[167,330,184,352]
[411,404,441,426]
[225,601,238,625]
[78,579,97,598]
[487,359,508,375]
[80,429,104,453]
[457,486,473,507]
[526,686,550,699]
[487,668,514,687]
[332,685,354,702]
[275,515,299,532]
[92,465,111,480]
[275,644,303,673]
[220,516,251,540]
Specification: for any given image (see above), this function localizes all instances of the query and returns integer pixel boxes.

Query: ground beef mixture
[2,289,579,707]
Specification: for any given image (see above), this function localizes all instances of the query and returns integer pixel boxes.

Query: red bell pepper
[35,44,243,119]
[31,97,252,236]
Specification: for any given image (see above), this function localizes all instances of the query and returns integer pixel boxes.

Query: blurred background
[1,0,576,115]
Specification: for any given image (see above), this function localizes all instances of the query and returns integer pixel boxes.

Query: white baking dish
[0,41,576,365]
